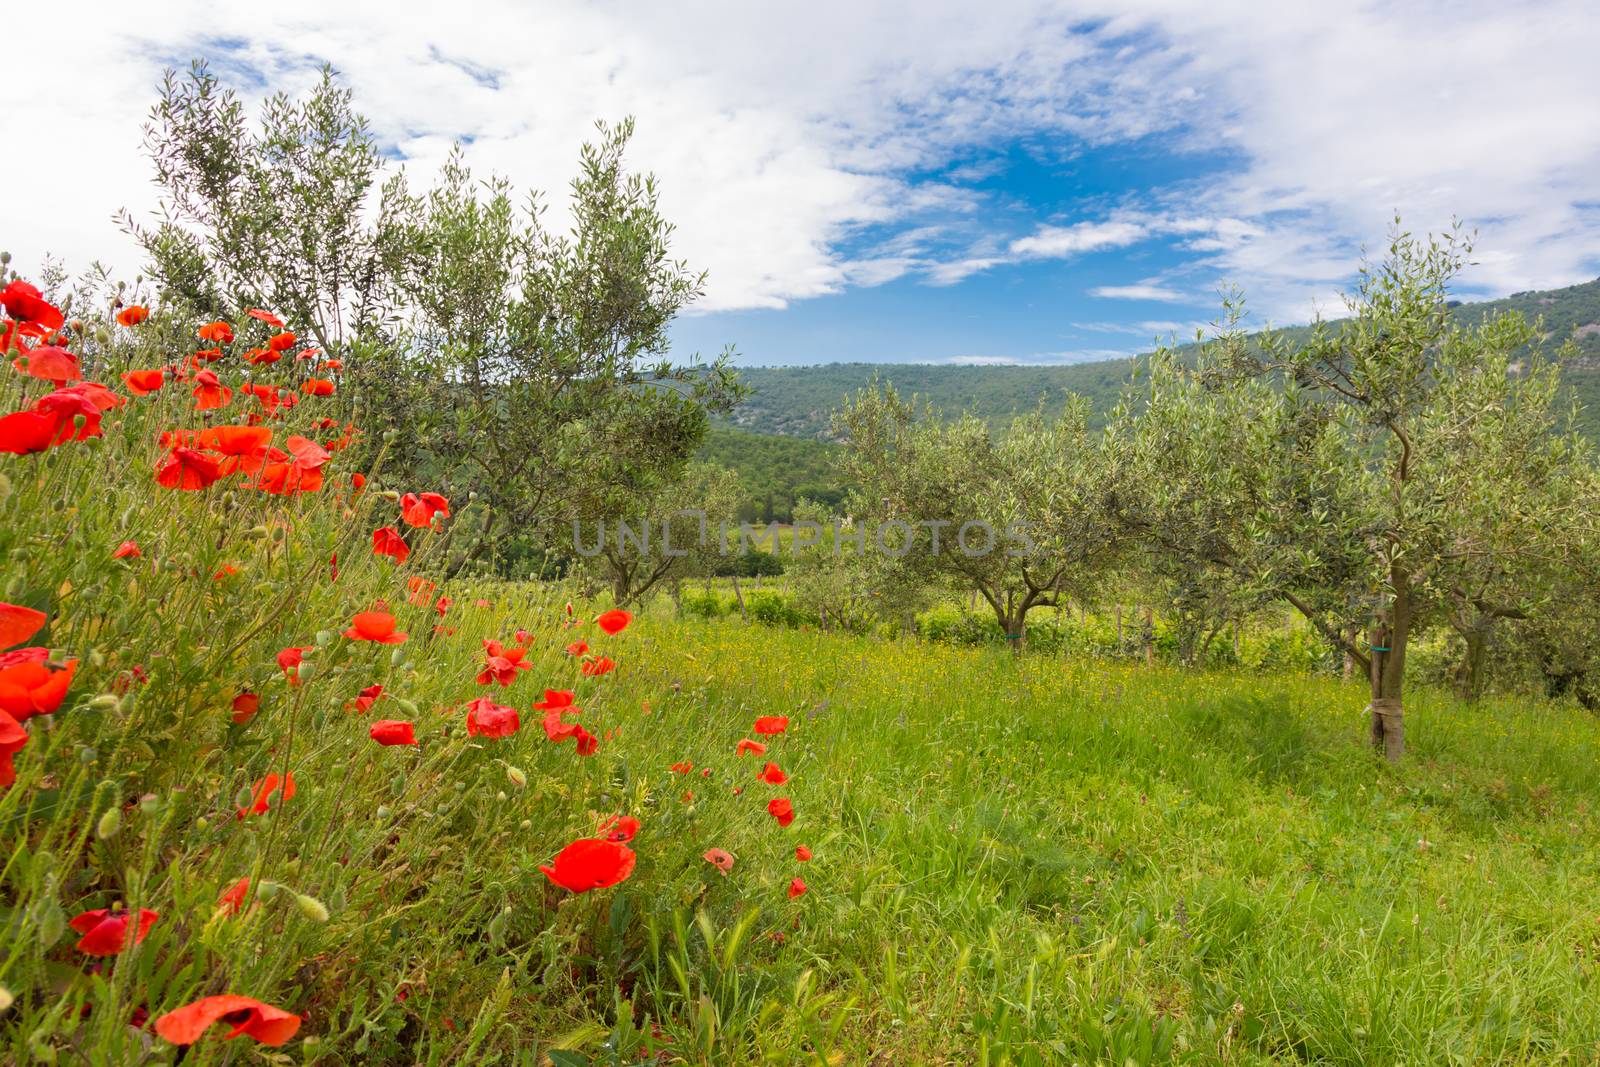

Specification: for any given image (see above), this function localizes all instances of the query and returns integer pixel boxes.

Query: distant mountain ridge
[722,276,1600,440]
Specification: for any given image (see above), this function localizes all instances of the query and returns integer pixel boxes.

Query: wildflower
[703,848,735,876]
[348,684,383,713]
[757,761,788,785]
[600,815,640,842]
[344,611,407,645]
[13,345,81,384]
[245,308,283,326]
[671,761,693,775]
[596,609,632,635]
[156,447,224,491]
[237,772,295,818]
[154,995,300,1047]
[788,878,808,899]
[112,540,141,561]
[369,720,417,746]
[300,377,334,397]
[268,330,296,351]
[230,692,261,724]
[116,305,150,327]
[539,838,635,893]
[69,907,160,955]
[0,709,26,788]
[477,639,531,686]
[581,656,616,677]
[766,797,795,827]
[753,715,789,735]
[400,492,450,528]
[533,689,575,710]
[276,646,311,685]
[0,603,47,649]
[218,877,251,915]
[735,738,766,757]
[1,280,65,337]
[191,369,232,410]
[0,410,57,454]
[196,320,234,344]
[0,648,77,721]
[244,347,280,365]
[795,844,812,861]
[465,697,520,738]
[565,639,588,656]
[573,726,599,756]
[372,526,409,564]
[199,425,273,474]
[122,368,165,394]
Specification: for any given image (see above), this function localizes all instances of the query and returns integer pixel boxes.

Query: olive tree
[835,384,1125,653]
[1130,225,1585,758]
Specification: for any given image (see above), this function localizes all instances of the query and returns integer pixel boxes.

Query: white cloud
[6,0,1599,324]
[1090,284,1189,302]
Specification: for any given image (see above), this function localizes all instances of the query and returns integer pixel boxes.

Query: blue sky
[12,1,1600,367]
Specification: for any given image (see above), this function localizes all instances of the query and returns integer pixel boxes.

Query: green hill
[725,277,1600,440]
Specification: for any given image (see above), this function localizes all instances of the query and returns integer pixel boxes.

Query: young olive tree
[835,384,1124,653]
[1130,224,1586,758]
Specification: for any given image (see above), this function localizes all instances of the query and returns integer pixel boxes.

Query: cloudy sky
[10,1,1600,365]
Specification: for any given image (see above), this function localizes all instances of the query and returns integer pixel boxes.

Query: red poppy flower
[596,609,632,635]
[0,649,77,721]
[565,639,588,657]
[230,691,261,724]
[276,646,310,685]
[787,878,808,899]
[753,716,789,735]
[541,708,579,741]
[703,848,735,876]
[0,708,26,788]
[156,447,224,490]
[573,725,599,756]
[300,377,335,397]
[193,347,224,364]
[372,526,409,564]
[757,761,788,785]
[122,368,165,395]
[268,330,296,352]
[245,308,284,327]
[192,369,232,410]
[116,305,150,327]
[600,815,640,842]
[30,388,104,444]
[795,844,813,861]
[369,719,417,746]
[196,321,233,344]
[581,656,615,677]
[766,797,795,827]
[671,761,693,775]
[464,696,520,737]
[70,907,159,955]
[154,994,301,1047]
[351,472,366,492]
[14,345,81,384]
[348,684,383,713]
[435,596,452,617]
[344,611,406,645]
[476,639,530,686]
[237,771,295,818]
[539,838,636,893]
[0,410,57,455]
[734,738,766,757]
[399,492,450,528]
[1,280,65,336]
[244,347,281,365]
[218,877,251,915]
[533,689,575,710]
[199,425,273,475]
[297,347,323,361]
[0,603,46,650]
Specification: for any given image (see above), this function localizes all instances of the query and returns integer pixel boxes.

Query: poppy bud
[496,791,508,803]
[0,251,9,265]
[376,805,392,820]
[273,526,287,541]
[314,630,334,647]
[296,662,317,683]
[384,430,398,442]
[519,819,532,831]
[0,986,13,1013]
[234,786,253,810]
[246,525,270,539]
[390,649,406,667]
[256,881,280,901]
[506,766,527,789]
[96,806,122,839]
[140,793,162,813]
[195,816,208,831]
[78,746,98,764]
[89,648,106,668]
[378,490,400,502]
[95,326,111,345]
[396,699,419,717]
[88,694,119,710]
[5,574,24,598]
[293,893,330,923]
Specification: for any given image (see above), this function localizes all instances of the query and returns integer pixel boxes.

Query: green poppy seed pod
[221,491,236,511]
[314,629,334,647]
[88,694,119,710]
[396,699,418,717]
[195,816,208,832]
[95,326,111,345]
[296,661,317,683]
[7,549,26,566]
[282,858,300,877]
[383,429,398,443]
[234,786,253,810]
[272,525,287,541]
[256,881,280,901]
[77,746,98,764]
[506,766,527,789]
[95,806,122,839]
[453,781,466,792]
[378,490,400,502]
[519,819,532,831]
[139,793,161,814]
[88,649,106,669]
[73,414,87,431]
[247,525,269,539]
[390,648,405,667]
[496,791,507,803]
[375,804,392,820]
[0,251,11,265]
[468,491,478,502]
